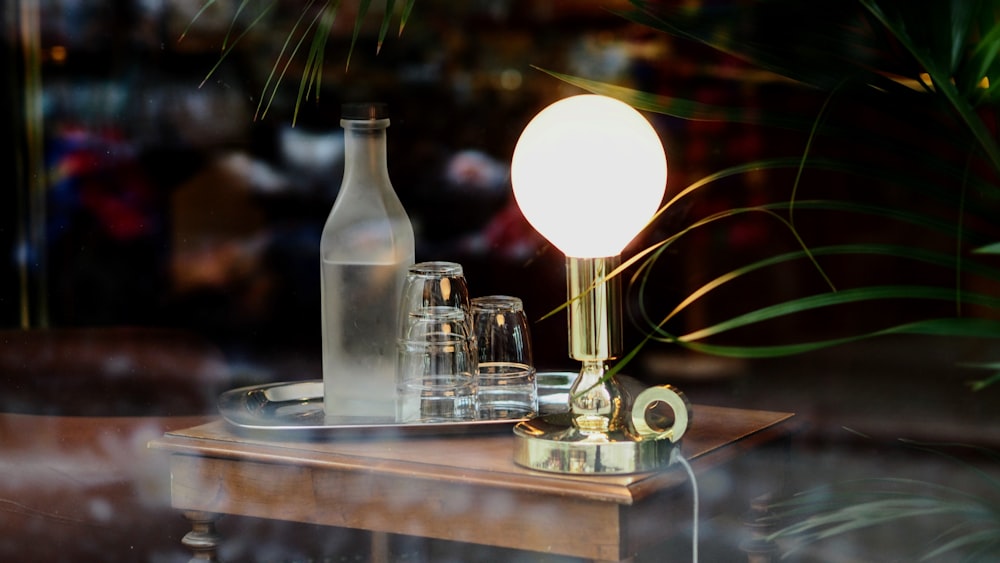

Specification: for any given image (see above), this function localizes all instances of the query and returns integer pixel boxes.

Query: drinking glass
[396,307,477,423]
[398,262,471,336]
[471,295,537,419]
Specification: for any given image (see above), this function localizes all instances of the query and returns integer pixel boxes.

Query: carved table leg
[182,510,222,563]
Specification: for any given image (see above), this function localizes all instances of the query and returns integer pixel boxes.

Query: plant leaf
[765,476,1000,558]
[256,2,325,121]
[346,0,372,71]
[967,369,1000,391]
[292,3,338,125]
[922,529,1000,561]
[974,242,1000,254]
[860,0,1000,172]
[197,2,275,89]
[535,67,812,130]
[399,0,417,36]
[377,0,396,54]
[179,0,218,43]
[671,317,1000,359]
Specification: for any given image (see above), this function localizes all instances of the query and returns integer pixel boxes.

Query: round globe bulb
[511,95,667,258]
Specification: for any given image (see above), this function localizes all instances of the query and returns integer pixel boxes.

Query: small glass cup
[398,262,471,336]
[471,295,537,419]
[396,307,477,423]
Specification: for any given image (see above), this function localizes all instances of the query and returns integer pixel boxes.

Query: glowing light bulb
[510,94,667,258]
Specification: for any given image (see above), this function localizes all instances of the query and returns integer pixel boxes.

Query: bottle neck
[341,118,390,188]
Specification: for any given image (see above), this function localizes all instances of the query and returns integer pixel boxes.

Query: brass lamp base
[513,379,691,475]
[514,256,691,474]
[513,414,677,474]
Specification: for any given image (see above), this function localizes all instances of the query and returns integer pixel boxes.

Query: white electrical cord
[676,452,699,563]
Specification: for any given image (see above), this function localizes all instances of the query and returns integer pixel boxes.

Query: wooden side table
[149,405,796,562]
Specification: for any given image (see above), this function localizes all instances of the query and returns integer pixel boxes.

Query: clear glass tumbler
[396,306,477,423]
[397,262,471,337]
[471,295,537,419]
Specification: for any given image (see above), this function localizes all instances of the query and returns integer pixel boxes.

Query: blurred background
[1,0,864,373]
[5,0,652,373]
[5,0,1000,437]
[3,0,785,376]
[3,1,1000,560]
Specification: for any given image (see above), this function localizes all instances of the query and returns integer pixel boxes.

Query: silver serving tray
[218,376,574,439]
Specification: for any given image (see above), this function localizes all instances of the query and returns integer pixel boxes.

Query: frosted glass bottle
[321,102,415,420]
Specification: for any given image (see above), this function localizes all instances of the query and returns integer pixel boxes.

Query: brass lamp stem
[565,256,622,362]
[565,256,625,433]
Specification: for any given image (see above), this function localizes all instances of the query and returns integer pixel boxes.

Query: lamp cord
[676,452,699,563]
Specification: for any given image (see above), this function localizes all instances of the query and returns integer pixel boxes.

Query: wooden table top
[150,404,796,506]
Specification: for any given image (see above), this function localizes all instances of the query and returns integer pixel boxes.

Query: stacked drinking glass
[395,261,537,423]
[395,262,476,422]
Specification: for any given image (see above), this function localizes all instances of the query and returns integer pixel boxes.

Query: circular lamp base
[512,412,680,475]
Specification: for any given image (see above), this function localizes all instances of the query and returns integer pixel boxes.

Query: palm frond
[346,0,372,70]
[860,0,1000,172]
[399,0,417,36]
[565,1,1000,558]
[255,1,324,121]
[546,0,1000,367]
[967,367,1000,391]
[766,477,1000,559]
[186,0,412,122]
[197,2,276,90]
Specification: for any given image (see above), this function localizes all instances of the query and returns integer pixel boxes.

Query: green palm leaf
[576,2,1000,558]
[860,0,1000,172]
[543,0,1000,385]
[187,1,412,122]
[767,475,1000,559]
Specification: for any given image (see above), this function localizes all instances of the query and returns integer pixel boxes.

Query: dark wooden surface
[151,405,797,562]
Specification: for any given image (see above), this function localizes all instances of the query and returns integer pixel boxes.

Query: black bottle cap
[341,102,389,120]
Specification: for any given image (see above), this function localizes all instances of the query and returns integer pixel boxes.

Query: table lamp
[510,94,691,474]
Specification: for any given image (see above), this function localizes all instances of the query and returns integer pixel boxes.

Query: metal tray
[217,375,573,439]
